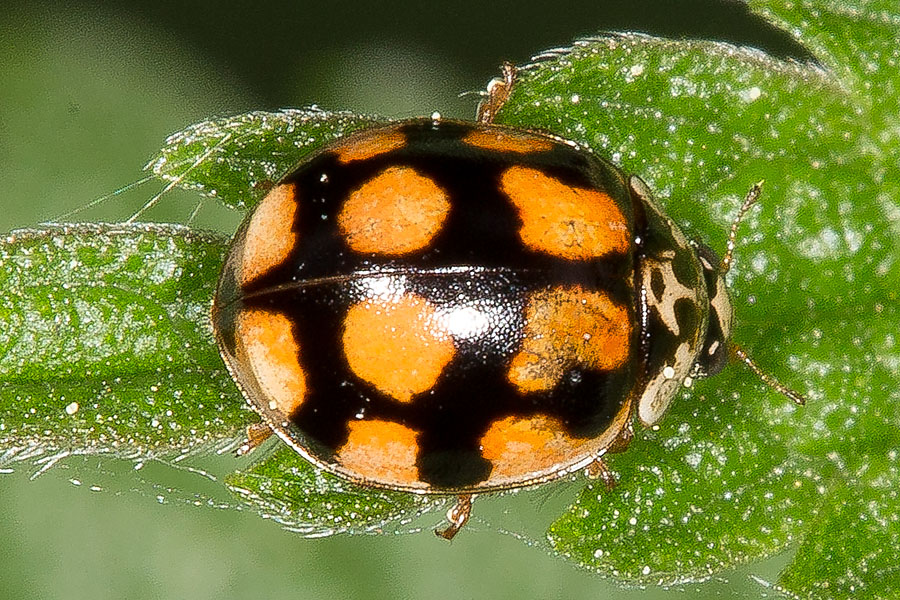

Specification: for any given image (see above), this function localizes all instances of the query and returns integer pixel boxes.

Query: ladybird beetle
[211,66,804,539]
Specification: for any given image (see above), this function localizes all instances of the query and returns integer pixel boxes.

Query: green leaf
[488,2,899,597]
[0,224,248,456]
[3,0,897,595]
[751,0,900,149]
[148,108,387,210]
[778,481,900,598]
[225,446,444,536]
[0,113,426,536]
[548,390,823,584]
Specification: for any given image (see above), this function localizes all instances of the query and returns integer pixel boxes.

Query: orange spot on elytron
[501,166,630,260]
[507,286,632,393]
[338,166,450,255]
[237,309,307,416]
[334,129,406,163]
[343,293,456,402]
[239,183,298,287]
[462,128,555,154]
[480,414,592,479]
[338,419,424,487]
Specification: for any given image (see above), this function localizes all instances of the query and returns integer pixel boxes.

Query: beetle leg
[584,458,618,491]
[435,494,474,540]
[477,62,516,124]
[606,419,635,455]
[236,421,274,456]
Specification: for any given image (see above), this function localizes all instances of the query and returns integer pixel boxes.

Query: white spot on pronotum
[630,64,644,77]
[65,402,79,415]
[663,366,676,379]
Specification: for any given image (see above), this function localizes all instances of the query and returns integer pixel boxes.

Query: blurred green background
[0,1,810,598]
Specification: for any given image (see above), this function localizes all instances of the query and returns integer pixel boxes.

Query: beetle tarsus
[236,422,274,456]
[477,62,516,125]
[435,494,474,540]
[585,458,617,490]
[606,419,634,455]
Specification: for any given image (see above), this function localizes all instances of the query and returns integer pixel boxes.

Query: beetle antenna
[731,344,806,406]
[721,180,764,274]
[722,182,807,406]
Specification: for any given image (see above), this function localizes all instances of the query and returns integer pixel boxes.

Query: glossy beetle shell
[211,118,716,494]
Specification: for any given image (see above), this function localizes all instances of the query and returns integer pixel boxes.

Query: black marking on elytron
[213,278,241,357]
[238,119,634,303]
[223,119,646,490]
[239,266,638,489]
